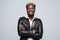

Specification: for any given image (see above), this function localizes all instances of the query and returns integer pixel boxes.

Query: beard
[27,11,35,16]
[27,13,34,17]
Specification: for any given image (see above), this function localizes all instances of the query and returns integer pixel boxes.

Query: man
[17,2,43,40]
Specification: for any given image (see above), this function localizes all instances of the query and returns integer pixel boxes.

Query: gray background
[0,0,60,40]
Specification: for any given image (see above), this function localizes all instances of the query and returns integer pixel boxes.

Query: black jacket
[17,16,43,39]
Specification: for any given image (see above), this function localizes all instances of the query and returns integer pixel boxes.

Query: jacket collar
[24,15,36,21]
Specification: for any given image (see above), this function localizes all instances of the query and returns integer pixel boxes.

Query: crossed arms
[17,17,43,39]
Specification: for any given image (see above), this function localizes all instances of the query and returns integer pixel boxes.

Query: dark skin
[19,4,37,32]
[27,5,35,20]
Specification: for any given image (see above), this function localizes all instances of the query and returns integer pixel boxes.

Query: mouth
[29,11,33,13]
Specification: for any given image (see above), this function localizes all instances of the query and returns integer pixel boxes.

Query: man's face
[27,5,35,16]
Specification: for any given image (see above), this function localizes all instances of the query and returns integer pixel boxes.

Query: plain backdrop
[0,0,60,40]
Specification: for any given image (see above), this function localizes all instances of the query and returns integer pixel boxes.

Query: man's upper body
[17,2,43,40]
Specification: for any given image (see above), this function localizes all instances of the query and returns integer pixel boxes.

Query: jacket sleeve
[17,17,34,37]
[33,19,43,39]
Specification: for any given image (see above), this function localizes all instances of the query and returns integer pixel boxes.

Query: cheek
[31,9,34,11]
[27,9,30,11]
[32,9,34,11]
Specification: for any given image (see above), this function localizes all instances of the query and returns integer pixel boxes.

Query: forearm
[19,30,34,37]
[33,23,43,39]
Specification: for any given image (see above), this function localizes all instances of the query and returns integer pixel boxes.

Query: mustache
[27,13,34,16]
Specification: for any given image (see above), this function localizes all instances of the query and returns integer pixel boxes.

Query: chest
[23,19,39,30]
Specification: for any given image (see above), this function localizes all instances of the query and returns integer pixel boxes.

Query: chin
[27,12,34,16]
[29,14,34,16]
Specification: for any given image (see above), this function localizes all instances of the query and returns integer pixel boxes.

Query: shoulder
[18,16,29,21]
[35,17,42,22]
[18,16,25,20]
[18,16,25,22]
[35,18,43,25]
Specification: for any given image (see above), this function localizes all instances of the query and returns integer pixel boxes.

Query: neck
[28,15,34,20]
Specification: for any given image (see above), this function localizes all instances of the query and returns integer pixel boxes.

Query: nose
[28,8,34,12]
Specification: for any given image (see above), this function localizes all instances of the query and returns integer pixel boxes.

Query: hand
[33,30,38,34]
[33,30,35,34]
[19,24,25,31]
[27,38,33,40]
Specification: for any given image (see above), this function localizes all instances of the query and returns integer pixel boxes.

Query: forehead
[29,5,33,7]
[28,5,34,8]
